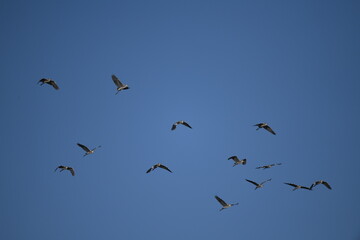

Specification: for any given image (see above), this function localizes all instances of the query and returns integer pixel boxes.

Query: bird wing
[68,167,75,176]
[112,74,124,88]
[260,179,272,185]
[322,181,332,190]
[181,121,192,129]
[50,81,59,90]
[300,185,311,190]
[264,125,276,135]
[215,195,228,207]
[228,156,239,162]
[77,143,91,152]
[54,166,63,172]
[246,179,259,186]
[38,78,46,84]
[256,166,264,169]
[284,183,297,187]
[171,123,177,130]
[146,166,155,173]
[159,164,172,173]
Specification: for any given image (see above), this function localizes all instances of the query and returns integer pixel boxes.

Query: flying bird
[112,74,129,94]
[254,123,276,135]
[284,182,312,191]
[171,120,192,130]
[146,163,172,173]
[77,143,101,157]
[38,78,59,90]
[54,165,75,176]
[256,163,282,169]
[245,179,272,190]
[310,180,332,190]
[214,195,239,211]
[228,156,247,167]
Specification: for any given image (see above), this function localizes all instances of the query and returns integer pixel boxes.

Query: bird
[171,120,192,130]
[256,163,282,169]
[38,78,59,90]
[245,179,272,190]
[77,143,101,157]
[54,165,75,176]
[112,74,129,94]
[310,180,332,190]
[228,156,247,167]
[146,163,172,173]
[284,182,312,191]
[254,123,276,135]
[214,195,239,211]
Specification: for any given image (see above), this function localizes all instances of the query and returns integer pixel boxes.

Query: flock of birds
[39,75,332,212]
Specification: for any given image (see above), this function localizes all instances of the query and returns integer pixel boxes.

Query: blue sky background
[1,0,360,239]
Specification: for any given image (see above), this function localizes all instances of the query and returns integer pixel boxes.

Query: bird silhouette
[112,74,129,94]
[284,182,312,191]
[310,180,332,190]
[171,120,192,130]
[246,179,272,190]
[254,123,276,135]
[146,163,172,173]
[228,156,247,167]
[214,195,239,211]
[54,165,75,176]
[256,163,282,169]
[38,78,59,90]
[77,143,101,157]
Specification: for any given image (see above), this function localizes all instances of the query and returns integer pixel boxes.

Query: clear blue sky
[1,0,359,239]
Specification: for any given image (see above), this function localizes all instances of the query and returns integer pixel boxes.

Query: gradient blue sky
[1,0,360,239]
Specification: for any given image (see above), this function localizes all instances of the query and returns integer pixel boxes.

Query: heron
[310,180,332,190]
[254,123,276,135]
[214,195,239,211]
[256,163,282,169]
[284,182,312,191]
[77,143,101,157]
[54,165,75,176]
[112,74,129,94]
[38,78,59,90]
[171,120,192,130]
[228,156,247,167]
[146,163,172,173]
[246,179,272,190]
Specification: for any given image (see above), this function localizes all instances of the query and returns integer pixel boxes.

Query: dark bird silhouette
[214,195,239,211]
[54,165,75,176]
[228,156,247,167]
[246,179,272,190]
[284,182,312,191]
[77,143,101,157]
[38,78,59,90]
[254,123,276,135]
[171,120,192,130]
[310,180,332,190]
[146,163,172,173]
[256,163,282,169]
[112,74,129,94]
